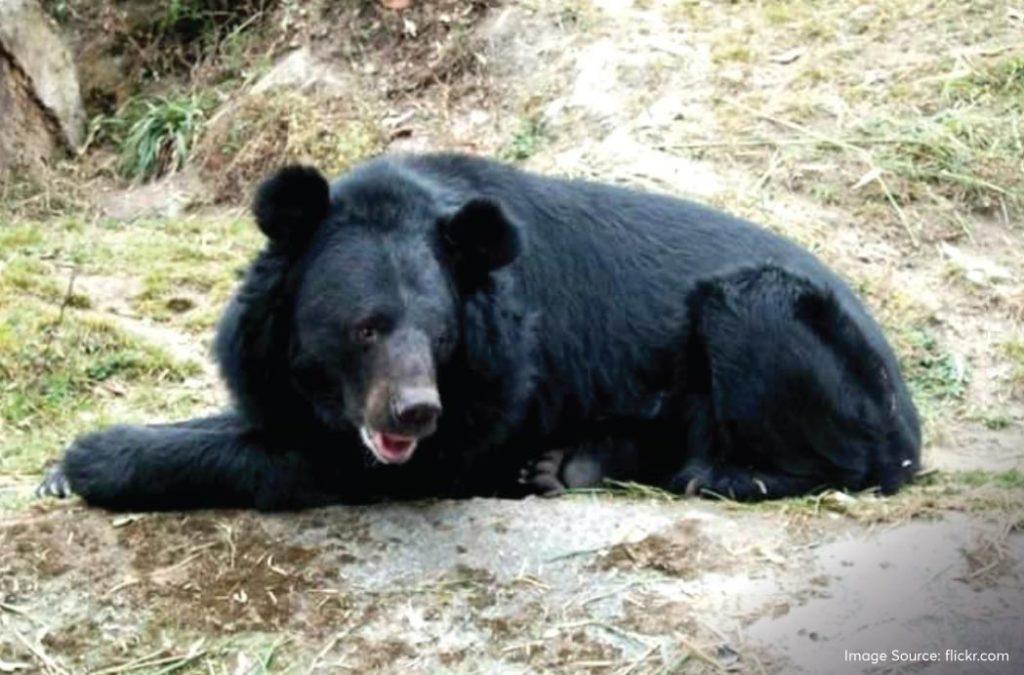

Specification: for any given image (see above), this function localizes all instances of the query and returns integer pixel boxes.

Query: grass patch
[0,257,68,304]
[2,213,260,331]
[0,167,95,223]
[855,106,1022,218]
[954,469,1024,490]
[0,297,200,474]
[94,93,215,182]
[0,211,261,475]
[975,412,1013,431]
[944,55,1024,108]
[0,485,36,512]
[886,324,968,442]
[838,50,1024,223]
[711,36,753,65]
[115,217,260,331]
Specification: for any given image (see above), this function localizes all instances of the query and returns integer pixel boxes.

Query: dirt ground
[2,0,1023,672]
[2,497,1022,673]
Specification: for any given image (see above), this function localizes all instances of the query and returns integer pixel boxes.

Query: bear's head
[216,161,525,466]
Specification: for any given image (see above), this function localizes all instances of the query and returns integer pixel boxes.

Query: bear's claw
[36,463,72,499]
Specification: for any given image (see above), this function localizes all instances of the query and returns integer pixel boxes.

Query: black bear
[38,153,921,510]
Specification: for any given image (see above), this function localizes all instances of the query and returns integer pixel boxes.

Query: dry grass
[565,470,1022,529]
[0,164,97,223]
[959,516,1021,589]
[720,470,1024,528]
[675,0,1024,242]
[196,90,383,201]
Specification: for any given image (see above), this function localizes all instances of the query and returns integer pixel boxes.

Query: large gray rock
[0,0,86,168]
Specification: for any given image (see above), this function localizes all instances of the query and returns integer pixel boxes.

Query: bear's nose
[391,388,442,432]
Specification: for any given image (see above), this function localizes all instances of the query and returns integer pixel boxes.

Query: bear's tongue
[369,430,417,464]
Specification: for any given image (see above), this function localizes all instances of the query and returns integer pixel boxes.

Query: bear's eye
[353,323,379,345]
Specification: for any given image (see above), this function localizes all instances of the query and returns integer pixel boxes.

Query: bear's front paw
[518,449,567,496]
[36,462,72,499]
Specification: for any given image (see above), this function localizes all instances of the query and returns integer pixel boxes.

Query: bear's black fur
[38,153,921,510]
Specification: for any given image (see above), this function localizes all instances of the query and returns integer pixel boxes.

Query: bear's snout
[362,328,442,441]
[360,379,441,465]
[391,387,442,434]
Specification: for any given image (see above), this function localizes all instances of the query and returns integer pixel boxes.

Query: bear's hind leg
[663,265,921,501]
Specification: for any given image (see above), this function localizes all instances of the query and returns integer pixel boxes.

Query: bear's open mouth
[360,426,418,464]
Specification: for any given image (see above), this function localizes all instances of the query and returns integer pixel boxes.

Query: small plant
[498,116,550,163]
[900,328,969,409]
[160,0,209,31]
[98,94,213,182]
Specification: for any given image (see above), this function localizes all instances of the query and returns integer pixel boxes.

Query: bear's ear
[439,198,521,283]
[252,165,330,252]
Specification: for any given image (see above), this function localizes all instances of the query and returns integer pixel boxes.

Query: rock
[0,0,86,168]
[250,46,353,96]
[0,51,56,169]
